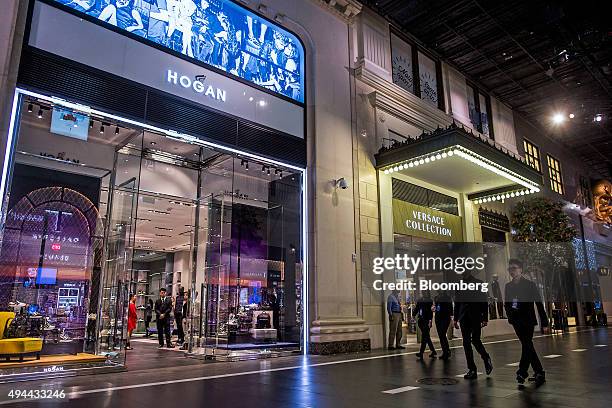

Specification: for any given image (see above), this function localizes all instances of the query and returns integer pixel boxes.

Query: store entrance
[99,122,304,362]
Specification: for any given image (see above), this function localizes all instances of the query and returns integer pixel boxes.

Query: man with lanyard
[505,259,549,386]
[386,289,404,350]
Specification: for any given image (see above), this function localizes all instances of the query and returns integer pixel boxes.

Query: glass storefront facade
[0,89,305,378]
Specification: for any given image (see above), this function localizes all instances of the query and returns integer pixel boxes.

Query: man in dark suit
[505,259,549,386]
[453,271,493,379]
[155,288,174,348]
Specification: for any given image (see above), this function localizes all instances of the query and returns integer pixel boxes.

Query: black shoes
[396,345,406,349]
[388,346,396,350]
[529,372,546,386]
[439,353,450,361]
[415,353,423,360]
[429,351,438,359]
[516,372,527,384]
[484,355,494,375]
[464,370,478,380]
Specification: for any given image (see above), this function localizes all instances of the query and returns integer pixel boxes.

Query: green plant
[509,197,578,305]
[510,197,576,242]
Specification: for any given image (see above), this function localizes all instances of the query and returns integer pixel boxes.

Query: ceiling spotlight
[99,124,105,134]
[150,141,156,146]
[262,165,266,173]
[594,114,603,122]
[568,113,575,119]
[384,169,389,174]
[27,104,33,113]
[245,161,249,171]
[89,119,93,128]
[275,168,280,176]
[267,167,271,176]
[552,113,565,124]
[37,109,43,119]
[115,126,120,135]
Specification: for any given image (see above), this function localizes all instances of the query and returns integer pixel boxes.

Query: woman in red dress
[127,293,137,350]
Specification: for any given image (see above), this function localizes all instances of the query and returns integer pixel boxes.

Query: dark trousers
[497,302,505,319]
[144,317,152,336]
[418,319,436,355]
[513,323,543,376]
[460,318,489,371]
[435,317,451,355]
[175,312,184,343]
[157,318,172,347]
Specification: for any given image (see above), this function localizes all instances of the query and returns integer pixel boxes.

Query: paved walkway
[0,327,609,407]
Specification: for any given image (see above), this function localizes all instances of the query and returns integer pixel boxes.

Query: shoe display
[484,355,493,375]
[463,370,478,380]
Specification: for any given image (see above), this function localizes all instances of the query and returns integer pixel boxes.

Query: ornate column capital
[313,0,363,21]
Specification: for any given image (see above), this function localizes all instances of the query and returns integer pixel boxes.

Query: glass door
[96,142,142,362]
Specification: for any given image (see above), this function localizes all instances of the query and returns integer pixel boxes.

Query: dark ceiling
[358,0,612,178]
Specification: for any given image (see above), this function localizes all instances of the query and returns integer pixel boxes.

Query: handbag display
[255,312,271,329]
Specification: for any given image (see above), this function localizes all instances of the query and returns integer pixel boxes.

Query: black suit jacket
[453,274,488,323]
[504,277,548,327]
[154,297,173,321]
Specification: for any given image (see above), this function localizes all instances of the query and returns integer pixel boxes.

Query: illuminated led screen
[52,0,304,103]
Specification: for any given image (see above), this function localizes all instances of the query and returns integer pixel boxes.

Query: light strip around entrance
[0,89,20,219]
[382,145,540,193]
[15,88,305,172]
[4,88,310,355]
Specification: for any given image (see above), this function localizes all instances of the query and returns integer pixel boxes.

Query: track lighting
[100,124,105,134]
[89,119,93,128]
[37,109,43,119]
[261,165,266,173]
[27,104,33,113]
[267,167,271,176]
[115,126,120,135]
